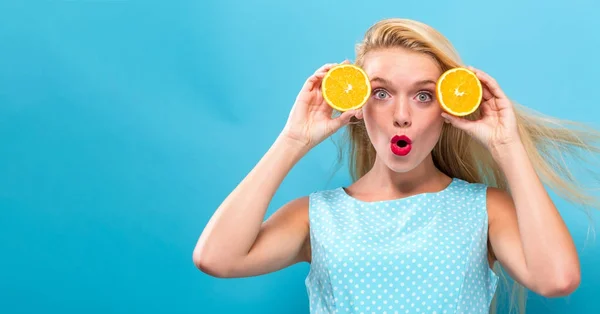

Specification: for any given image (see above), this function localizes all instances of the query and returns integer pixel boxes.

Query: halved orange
[436,67,482,116]
[322,64,371,112]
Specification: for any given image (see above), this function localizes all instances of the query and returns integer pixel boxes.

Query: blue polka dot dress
[305,178,499,313]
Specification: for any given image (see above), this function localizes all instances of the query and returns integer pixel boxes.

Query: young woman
[193,18,599,313]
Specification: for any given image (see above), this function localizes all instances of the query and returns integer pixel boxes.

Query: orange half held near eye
[436,67,483,116]
[322,64,372,112]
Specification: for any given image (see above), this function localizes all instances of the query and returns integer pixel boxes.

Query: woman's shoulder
[451,178,514,215]
[451,178,510,200]
[275,187,345,215]
[451,177,492,193]
[308,187,345,201]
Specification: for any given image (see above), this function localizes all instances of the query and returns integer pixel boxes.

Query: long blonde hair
[334,18,600,314]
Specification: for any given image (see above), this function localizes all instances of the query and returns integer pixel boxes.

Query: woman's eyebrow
[414,79,437,87]
[370,77,437,88]
[370,76,393,86]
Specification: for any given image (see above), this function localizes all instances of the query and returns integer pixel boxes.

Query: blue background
[1,0,599,313]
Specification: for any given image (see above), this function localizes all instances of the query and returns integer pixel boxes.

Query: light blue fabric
[305,178,499,314]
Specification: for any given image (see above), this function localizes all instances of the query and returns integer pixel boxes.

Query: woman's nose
[393,100,411,128]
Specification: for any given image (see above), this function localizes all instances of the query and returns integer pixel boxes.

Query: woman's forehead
[362,49,441,84]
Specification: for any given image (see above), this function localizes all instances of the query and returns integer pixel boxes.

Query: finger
[314,61,347,80]
[316,63,340,77]
[301,63,338,92]
[468,66,507,100]
[480,100,494,115]
[441,112,476,134]
[480,83,494,102]
[330,109,359,130]
[354,108,364,120]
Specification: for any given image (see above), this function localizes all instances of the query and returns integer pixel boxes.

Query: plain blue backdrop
[1,0,599,313]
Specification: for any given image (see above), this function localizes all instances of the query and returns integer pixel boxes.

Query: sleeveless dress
[305,178,499,314]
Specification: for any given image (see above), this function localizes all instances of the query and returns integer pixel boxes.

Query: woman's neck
[349,154,453,199]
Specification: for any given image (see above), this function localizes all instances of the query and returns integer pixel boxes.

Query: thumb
[330,109,359,131]
[441,112,476,134]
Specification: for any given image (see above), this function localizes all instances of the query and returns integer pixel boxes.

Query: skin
[193,47,581,298]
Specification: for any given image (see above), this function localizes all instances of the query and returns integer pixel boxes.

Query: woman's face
[360,47,445,173]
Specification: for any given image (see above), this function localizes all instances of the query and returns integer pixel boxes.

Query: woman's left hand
[441,66,521,153]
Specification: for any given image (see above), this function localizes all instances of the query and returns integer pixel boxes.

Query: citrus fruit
[436,67,483,116]
[322,64,371,112]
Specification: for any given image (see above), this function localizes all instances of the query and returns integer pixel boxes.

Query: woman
[193,18,599,313]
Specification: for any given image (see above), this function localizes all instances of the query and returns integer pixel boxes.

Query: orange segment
[322,64,371,112]
[436,67,482,116]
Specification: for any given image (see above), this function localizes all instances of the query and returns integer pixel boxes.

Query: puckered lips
[390,135,412,156]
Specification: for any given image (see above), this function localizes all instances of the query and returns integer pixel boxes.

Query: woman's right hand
[280,61,364,149]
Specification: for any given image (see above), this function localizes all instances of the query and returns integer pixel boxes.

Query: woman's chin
[385,154,419,173]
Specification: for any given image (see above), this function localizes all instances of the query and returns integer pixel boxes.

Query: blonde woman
[193,18,599,313]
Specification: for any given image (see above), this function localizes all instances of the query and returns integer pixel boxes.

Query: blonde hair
[333,18,600,314]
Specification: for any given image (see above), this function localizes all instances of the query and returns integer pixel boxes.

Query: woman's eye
[416,92,433,102]
[373,89,389,100]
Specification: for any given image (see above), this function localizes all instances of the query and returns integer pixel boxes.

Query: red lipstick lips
[390,135,412,156]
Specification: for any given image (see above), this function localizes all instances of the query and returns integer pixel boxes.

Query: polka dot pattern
[305,178,499,313]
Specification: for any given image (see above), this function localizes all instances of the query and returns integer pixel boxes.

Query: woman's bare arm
[193,136,311,278]
[192,62,359,278]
